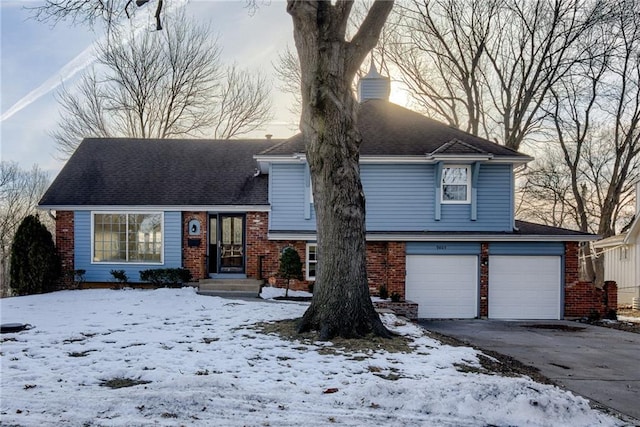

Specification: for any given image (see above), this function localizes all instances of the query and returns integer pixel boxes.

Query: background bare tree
[273,46,302,115]
[53,12,272,158]
[383,0,498,137]
[518,0,640,282]
[383,0,607,150]
[0,162,50,297]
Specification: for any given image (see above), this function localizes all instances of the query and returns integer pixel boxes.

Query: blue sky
[1,1,298,177]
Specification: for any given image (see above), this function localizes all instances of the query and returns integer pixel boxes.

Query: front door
[218,214,245,273]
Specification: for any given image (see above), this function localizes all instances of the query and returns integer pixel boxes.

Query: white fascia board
[359,156,433,164]
[254,154,306,174]
[429,154,493,162]
[267,231,597,242]
[255,154,532,168]
[38,205,271,213]
[592,234,626,248]
[365,233,599,242]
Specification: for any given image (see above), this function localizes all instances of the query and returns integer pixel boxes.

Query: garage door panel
[489,256,561,320]
[406,255,478,318]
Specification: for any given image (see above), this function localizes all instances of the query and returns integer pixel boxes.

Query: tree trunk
[287,0,394,339]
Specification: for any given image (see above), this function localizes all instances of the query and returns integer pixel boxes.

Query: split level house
[39,68,610,320]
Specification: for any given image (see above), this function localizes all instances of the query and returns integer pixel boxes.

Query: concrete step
[198,278,262,294]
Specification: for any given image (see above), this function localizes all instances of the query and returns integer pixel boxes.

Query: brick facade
[55,211,75,289]
[563,241,617,318]
[565,280,618,318]
[366,242,406,298]
[246,211,312,290]
[182,212,208,281]
[564,241,580,284]
[479,242,489,317]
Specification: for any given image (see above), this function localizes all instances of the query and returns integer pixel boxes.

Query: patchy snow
[617,315,640,324]
[1,288,622,426]
[260,285,312,300]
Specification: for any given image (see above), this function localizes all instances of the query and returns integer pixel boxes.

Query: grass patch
[253,319,414,355]
[100,377,151,389]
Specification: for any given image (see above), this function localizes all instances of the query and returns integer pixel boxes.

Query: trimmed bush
[139,268,192,286]
[10,214,61,295]
[278,247,303,298]
[390,291,402,303]
[110,270,128,287]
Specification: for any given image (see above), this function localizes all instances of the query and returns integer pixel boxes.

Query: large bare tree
[0,162,50,297]
[53,12,272,158]
[287,0,394,339]
[384,0,606,150]
[383,0,499,137]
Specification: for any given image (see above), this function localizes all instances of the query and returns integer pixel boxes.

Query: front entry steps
[197,278,263,298]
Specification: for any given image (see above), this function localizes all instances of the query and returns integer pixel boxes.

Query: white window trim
[91,211,164,265]
[441,165,471,204]
[306,243,317,281]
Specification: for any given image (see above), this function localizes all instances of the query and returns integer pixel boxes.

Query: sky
[0,0,299,178]
[0,286,624,426]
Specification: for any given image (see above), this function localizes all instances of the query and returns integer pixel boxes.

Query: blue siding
[75,211,182,283]
[406,241,481,255]
[269,164,316,231]
[269,162,514,232]
[489,242,565,256]
[361,164,433,231]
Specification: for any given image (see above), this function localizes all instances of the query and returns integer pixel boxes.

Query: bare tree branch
[51,12,272,157]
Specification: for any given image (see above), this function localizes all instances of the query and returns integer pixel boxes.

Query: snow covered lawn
[1,288,622,426]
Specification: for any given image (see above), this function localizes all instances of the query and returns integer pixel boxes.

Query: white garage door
[406,255,478,318]
[489,256,561,319]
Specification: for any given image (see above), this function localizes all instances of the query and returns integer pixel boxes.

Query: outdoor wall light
[188,219,201,236]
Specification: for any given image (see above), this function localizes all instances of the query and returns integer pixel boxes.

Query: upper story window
[441,166,471,203]
[93,212,163,264]
[306,243,317,280]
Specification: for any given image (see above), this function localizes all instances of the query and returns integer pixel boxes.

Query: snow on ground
[617,315,640,323]
[1,288,622,426]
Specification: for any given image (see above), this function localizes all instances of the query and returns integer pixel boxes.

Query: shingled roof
[260,100,529,159]
[39,138,281,207]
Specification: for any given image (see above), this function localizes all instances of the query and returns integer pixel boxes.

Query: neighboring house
[39,67,606,320]
[593,183,640,308]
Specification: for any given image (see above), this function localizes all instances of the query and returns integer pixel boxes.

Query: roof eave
[38,205,271,212]
[255,153,533,167]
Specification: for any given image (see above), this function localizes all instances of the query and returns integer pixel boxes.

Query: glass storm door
[208,215,218,275]
[219,214,245,273]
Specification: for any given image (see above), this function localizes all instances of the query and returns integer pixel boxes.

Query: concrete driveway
[419,319,640,423]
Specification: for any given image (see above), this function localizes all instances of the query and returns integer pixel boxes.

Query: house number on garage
[436,245,447,250]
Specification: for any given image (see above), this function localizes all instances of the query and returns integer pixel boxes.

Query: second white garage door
[406,255,478,318]
[489,256,561,319]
